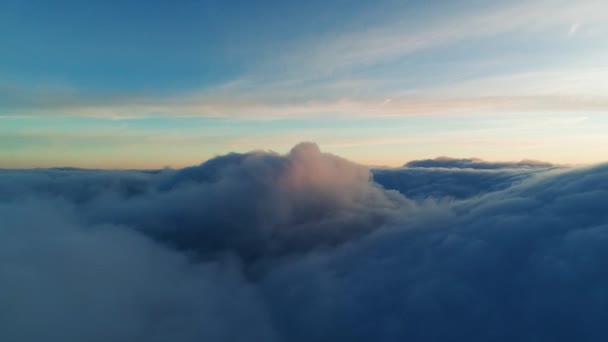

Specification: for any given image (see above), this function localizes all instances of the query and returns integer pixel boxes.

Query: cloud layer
[2,143,608,341]
[404,156,555,169]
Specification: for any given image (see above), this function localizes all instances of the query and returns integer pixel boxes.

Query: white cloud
[269,0,608,76]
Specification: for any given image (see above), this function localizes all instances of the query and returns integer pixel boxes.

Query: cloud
[261,162,608,341]
[404,156,555,169]
[6,86,608,119]
[0,199,278,342]
[421,69,608,98]
[4,0,608,120]
[89,143,409,261]
[274,0,608,76]
[373,166,546,200]
[2,143,608,341]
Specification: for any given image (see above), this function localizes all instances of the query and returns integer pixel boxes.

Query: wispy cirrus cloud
[264,0,608,76]
[4,84,608,120]
[2,0,608,120]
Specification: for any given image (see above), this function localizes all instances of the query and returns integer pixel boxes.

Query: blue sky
[1,0,607,168]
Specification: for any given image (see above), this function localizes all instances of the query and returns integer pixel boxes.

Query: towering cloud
[1,144,607,341]
[89,142,409,260]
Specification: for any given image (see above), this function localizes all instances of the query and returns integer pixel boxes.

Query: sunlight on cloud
[3,143,608,341]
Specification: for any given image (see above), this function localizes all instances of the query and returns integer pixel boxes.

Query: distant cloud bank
[404,156,555,169]
[2,143,608,341]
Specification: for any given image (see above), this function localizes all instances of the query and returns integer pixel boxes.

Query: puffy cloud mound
[265,163,608,341]
[405,156,555,169]
[93,142,409,260]
[372,167,544,199]
[0,201,278,342]
[1,143,608,342]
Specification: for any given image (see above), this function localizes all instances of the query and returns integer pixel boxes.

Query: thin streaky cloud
[267,0,607,77]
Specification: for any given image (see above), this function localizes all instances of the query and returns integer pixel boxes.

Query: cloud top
[405,156,555,169]
[1,143,608,341]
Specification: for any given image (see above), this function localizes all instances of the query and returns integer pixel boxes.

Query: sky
[1,0,607,168]
[3,2,608,338]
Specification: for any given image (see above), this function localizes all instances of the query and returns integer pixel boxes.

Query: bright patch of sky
[1,0,607,167]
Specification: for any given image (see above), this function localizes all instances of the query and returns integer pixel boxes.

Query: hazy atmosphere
[2,1,608,341]
[2,0,608,167]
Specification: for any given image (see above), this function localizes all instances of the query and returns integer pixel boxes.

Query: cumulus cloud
[0,199,278,342]
[91,142,409,261]
[372,167,544,200]
[1,143,608,341]
[263,163,608,341]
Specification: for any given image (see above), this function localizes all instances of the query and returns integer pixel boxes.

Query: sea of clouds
[2,142,607,341]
